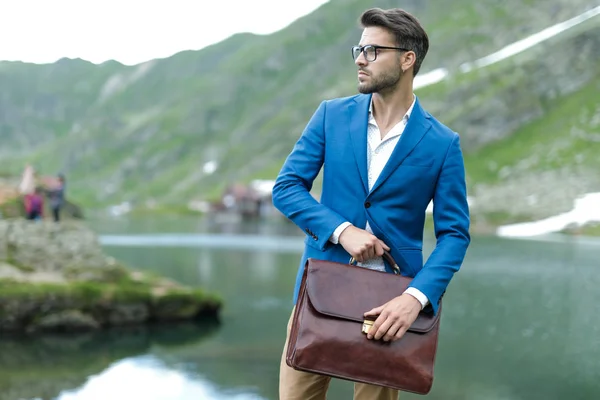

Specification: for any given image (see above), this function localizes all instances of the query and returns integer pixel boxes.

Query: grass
[0,277,221,317]
[573,222,600,236]
[0,277,154,305]
[463,78,600,187]
[0,264,223,332]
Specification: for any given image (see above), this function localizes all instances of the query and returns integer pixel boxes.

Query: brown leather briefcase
[285,252,442,394]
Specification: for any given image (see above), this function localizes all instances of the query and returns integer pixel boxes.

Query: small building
[219,180,279,218]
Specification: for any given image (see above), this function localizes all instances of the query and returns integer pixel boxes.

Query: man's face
[354,27,402,94]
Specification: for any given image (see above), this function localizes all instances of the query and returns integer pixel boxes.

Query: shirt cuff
[404,287,430,310]
[328,222,352,244]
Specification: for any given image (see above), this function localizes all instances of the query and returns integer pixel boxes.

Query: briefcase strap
[349,250,406,275]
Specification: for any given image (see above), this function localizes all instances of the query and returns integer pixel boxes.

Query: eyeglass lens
[352,46,376,61]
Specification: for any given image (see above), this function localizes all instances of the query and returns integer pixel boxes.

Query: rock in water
[0,219,222,334]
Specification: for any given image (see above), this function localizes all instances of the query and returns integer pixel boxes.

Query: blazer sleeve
[272,101,348,250]
[407,133,471,314]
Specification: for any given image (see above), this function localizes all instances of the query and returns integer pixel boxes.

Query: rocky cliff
[457,14,600,227]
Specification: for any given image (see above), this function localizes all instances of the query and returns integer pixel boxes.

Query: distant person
[272,7,470,400]
[24,187,44,221]
[18,164,36,195]
[47,173,66,222]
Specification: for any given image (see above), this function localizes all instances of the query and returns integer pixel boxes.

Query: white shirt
[328,95,430,309]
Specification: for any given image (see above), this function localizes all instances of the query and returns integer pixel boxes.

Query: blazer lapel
[347,94,371,194]
[369,97,432,195]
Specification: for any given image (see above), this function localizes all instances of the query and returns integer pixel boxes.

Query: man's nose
[354,53,367,67]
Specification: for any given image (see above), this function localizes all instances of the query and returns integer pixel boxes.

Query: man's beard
[358,67,402,94]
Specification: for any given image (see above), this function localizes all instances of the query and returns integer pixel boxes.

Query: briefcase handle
[349,250,404,275]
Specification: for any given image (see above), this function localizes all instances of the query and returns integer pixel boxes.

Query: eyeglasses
[351,45,409,62]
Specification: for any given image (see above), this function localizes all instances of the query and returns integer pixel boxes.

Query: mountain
[1,0,599,227]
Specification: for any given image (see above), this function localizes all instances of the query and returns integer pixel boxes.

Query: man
[47,173,66,222]
[272,7,470,400]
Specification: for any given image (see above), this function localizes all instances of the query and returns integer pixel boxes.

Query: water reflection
[57,356,266,400]
[0,321,220,400]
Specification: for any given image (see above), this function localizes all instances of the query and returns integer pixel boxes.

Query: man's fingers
[366,246,375,260]
[368,314,393,340]
[373,317,394,341]
[393,325,409,341]
[346,233,390,263]
[358,250,365,262]
[379,240,390,251]
[352,251,363,263]
[374,240,390,258]
[364,305,384,317]
[384,321,403,342]
[366,312,384,339]
[374,241,385,257]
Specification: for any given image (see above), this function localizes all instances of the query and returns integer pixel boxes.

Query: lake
[1,215,599,400]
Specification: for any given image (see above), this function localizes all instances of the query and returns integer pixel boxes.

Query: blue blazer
[272,93,470,315]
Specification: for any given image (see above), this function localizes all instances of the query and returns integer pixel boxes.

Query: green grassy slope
[0,0,597,212]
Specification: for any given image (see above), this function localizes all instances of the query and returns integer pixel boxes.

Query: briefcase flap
[305,258,440,333]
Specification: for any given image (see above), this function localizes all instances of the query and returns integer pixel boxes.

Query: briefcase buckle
[362,318,374,334]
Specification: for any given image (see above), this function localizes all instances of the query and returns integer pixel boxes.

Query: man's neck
[371,84,414,131]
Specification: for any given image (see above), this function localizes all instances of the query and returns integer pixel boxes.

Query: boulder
[2,220,107,271]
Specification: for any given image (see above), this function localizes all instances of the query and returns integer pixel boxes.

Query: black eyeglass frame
[351,45,410,62]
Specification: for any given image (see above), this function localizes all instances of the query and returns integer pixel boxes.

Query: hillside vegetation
[0,0,598,228]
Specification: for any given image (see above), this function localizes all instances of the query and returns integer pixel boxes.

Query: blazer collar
[347,93,431,194]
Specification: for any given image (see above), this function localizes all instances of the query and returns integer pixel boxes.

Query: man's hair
[360,8,429,76]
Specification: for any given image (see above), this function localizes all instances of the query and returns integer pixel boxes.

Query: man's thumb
[364,305,384,317]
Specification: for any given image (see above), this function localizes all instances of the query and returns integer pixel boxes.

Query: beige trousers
[279,307,399,400]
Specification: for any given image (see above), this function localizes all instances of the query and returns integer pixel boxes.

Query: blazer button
[313,236,318,241]
[364,201,371,208]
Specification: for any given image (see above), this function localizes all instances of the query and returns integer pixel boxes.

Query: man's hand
[339,226,390,262]
[363,294,422,342]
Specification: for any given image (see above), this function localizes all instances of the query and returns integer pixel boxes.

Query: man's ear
[401,51,416,73]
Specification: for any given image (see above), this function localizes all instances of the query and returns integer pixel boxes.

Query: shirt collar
[368,94,416,123]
